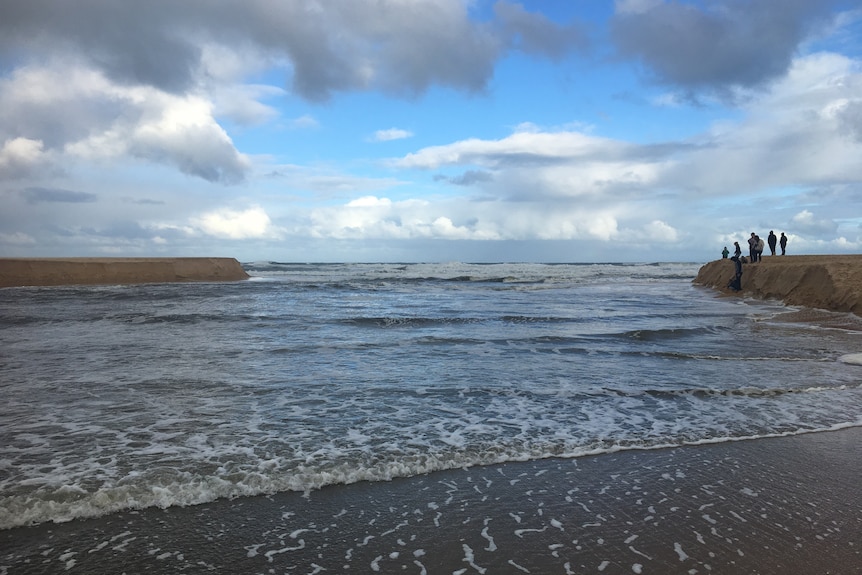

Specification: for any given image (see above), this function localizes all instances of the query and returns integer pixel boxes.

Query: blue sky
[1,0,861,263]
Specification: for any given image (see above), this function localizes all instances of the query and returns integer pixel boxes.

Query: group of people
[722,230,788,261]
[721,230,789,292]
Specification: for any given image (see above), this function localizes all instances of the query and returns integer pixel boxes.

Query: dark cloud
[0,0,585,102]
[838,100,862,142]
[0,0,200,93]
[122,197,165,205]
[82,220,158,240]
[435,170,495,186]
[21,187,97,204]
[127,125,249,184]
[610,0,836,92]
[495,1,589,59]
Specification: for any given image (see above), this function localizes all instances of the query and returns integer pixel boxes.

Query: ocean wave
[602,382,862,399]
[3,420,860,531]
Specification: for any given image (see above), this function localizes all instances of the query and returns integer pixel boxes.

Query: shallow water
[2,262,861,529]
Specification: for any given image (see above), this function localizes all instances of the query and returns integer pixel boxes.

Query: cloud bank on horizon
[1,0,861,263]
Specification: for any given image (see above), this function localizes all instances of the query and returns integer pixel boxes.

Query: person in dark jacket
[767,231,777,256]
[779,232,788,255]
[727,256,743,291]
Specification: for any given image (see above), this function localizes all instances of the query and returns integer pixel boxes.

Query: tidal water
[2,262,861,530]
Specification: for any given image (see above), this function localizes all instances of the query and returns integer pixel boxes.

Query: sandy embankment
[693,254,862,316]
[0,257,249,288]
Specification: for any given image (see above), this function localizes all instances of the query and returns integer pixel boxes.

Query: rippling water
[2,262,861,529]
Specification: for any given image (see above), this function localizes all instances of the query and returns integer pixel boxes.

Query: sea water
[1,262,861,530]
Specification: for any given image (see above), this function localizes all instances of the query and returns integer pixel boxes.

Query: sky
[1,0,861,263]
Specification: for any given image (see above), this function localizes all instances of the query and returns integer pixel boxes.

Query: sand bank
[694,254,862,316]
[3,428,860,574]
[0,257,249,287]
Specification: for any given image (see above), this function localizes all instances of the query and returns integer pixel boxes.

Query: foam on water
[839,352,862,365]
[2,262,862,529]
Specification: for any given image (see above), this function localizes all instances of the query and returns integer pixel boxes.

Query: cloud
[610,0,837,93]
[641,220,679,242]
[0,1,584,190]
[0,1,584,103]
[435,170,495,186]
[212,83,284,126]
[0,62,250,184]
[125,94,250,183]
[395,129,667,202]
[0,138,48,180]
[21,187,97,204]
[791,209,838,235]
[0,231,36,245]
[494,1,589,58]
[837,99,862,142]
[302,193,630,243]
[661,52,862,196]
[191,205,281,239]
[287,115,320,130]
[371,128,414,142]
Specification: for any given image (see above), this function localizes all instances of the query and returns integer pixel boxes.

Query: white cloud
[302,194,628,243]
[128,93,251,183]
[213,83,284,126]
[0,138,47,180]
[791,209,837,235]
[371,128,414,142]
[396,130,629,170]
[0,231,36,245]
[191,205,281,239]
[642,220,679,242]
[1,61,250,184]
[347,196,393,208]
[288,115,320,130]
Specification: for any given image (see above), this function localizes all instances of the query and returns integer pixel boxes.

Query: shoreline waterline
[3,427,860,574]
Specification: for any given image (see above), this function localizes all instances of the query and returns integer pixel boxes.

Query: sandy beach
[3,428,860,574]
[0,257,249,287]
[694,254,862,317]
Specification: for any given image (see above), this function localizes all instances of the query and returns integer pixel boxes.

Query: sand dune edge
[693,254,862,316]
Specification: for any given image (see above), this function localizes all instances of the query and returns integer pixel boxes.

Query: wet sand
[3,428,860,574]
[0,257,249,287]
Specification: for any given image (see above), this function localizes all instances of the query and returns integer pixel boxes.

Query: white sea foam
[839,353,862,366]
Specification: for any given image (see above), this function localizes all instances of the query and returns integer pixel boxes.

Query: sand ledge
[693,254,862,316]
[0,257,249,287]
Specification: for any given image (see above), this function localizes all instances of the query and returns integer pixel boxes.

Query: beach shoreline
[694,254,862,317]
[0,257,249,287]
[3,427,860,574]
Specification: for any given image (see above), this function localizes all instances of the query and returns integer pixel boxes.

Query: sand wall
[0,257,249,287]
[693,255,862,316]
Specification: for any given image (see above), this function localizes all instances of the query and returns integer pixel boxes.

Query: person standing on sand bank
[768,231,777,256]
[734,242,742,259]
[748,233,758,262]
[755,235,764,262]
[780,233,788,255]
[722,246,729,259]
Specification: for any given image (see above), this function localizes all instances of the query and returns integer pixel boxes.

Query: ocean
[2,261,862,533]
